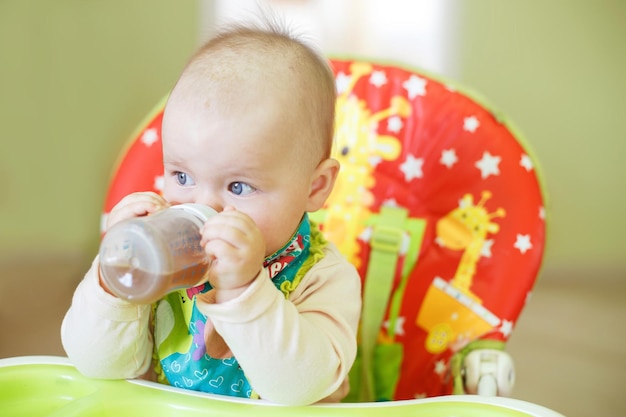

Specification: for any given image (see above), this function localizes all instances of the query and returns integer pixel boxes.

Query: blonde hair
[170,16,337,168]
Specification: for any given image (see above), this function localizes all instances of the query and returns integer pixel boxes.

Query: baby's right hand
[105,191,169,232]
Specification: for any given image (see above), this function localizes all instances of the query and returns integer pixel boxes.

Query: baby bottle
[99,203,217,304]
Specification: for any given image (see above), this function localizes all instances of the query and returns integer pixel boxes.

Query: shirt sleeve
[195,243,362,405]
[60,256,153,379]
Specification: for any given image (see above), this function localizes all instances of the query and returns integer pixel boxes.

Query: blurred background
[0,1,624,416]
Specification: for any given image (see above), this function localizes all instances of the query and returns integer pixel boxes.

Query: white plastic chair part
[463,349,515,397]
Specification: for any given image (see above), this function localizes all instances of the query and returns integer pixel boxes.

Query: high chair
[101,57,547,402]
[0,57,556,416]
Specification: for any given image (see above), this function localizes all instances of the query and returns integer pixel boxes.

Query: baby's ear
[306,158,339,212]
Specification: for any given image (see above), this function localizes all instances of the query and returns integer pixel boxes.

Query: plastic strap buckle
[370,225,404,254]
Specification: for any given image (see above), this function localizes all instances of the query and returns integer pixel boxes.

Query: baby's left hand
[200,207,265,301]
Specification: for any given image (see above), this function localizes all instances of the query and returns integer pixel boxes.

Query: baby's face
[161,92,317,256]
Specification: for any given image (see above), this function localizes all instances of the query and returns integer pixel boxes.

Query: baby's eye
[228,182,255,196]
[175,172,196,186]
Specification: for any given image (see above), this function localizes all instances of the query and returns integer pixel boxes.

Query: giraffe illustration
[318,62,411,268]
[435,191,505,302]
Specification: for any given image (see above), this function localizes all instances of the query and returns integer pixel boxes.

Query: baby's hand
[105,191,169,231]
[200,207,265,301]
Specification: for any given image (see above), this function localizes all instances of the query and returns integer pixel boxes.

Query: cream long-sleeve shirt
[61,242,361,405]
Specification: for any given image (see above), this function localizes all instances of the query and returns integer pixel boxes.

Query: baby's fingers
[106,192,168,230]
[200,218,251,249]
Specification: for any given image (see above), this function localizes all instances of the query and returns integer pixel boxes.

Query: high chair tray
[0,356,563,417]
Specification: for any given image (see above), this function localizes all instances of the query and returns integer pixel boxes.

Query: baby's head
[165,18,336,170]
[161,19,339,255]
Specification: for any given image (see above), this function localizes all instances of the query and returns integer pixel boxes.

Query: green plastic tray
[0,356,564,417]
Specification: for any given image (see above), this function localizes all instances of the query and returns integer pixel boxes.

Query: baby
[61,19,362,405]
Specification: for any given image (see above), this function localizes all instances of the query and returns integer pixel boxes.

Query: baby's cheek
[161,182,175,201]
[262,228,289,257]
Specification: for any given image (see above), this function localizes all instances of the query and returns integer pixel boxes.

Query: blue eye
[229,182,255,196]
[176,172,195,186]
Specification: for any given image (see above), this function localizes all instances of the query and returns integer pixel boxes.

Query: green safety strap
[450,339,506,395]
[357,206,425,402]
[384,217,425,341]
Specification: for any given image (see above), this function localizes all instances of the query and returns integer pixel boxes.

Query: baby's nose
[195,193,223,213]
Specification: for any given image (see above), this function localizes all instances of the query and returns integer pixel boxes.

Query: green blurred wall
[1,0,624,275]
[0,1,198,260]
[455,0,626,272]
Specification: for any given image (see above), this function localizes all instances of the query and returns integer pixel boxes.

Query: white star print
[500,320,514,338]
[383,316,406,336]
[440,148,458,168]
[481,239,494,258]
[387,116,403,133]
[434,359,447,375]
[539,206,546,220]
[370,70,388,87]
[154,175,164,192]
[514,234,532,254]
[402,75,427,99]
[369,155,383,167]
[458,196,471,209]
[520,154,534,171]
[335,72,351,94]
[382,198,400,207]
[463,116,480,133]
[475,151,501,179]
[141,128,159,146]
[400,154,424,181]
[358,227,372,242]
